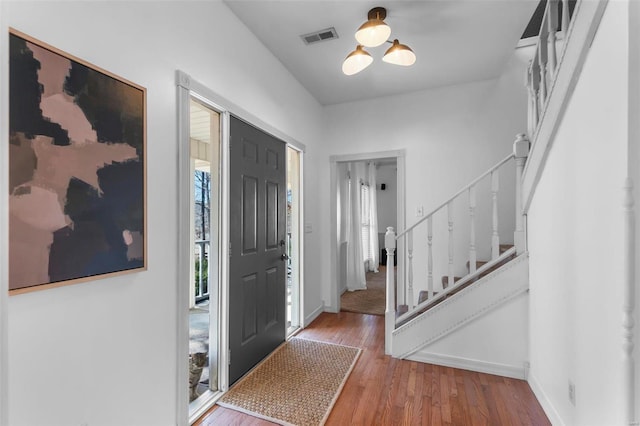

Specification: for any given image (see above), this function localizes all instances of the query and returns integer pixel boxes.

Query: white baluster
[469,186,477,274]
[529,86,538,135]
[537,5,549,105]
[538,50,548,106]
[407,229,414,309]
[447,202,454,288]
[525,65,532,136]
[491,170,500,260]
[561,0,570,34]
[514,134,530,254]
[427,216,434,299]
[531,63,542,131]
[548,0,559,77]
[622,179,636,423]
[526,66,535,137]
[530,86,539,134]
[198,243,204,298]
[385,227,396,355]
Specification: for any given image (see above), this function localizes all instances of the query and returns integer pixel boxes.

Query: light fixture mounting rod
[367,7,387,20]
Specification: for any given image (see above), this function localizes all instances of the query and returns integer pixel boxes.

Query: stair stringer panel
[391,253,529,362]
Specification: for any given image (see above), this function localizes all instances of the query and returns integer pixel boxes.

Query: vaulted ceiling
[225,1,539,106]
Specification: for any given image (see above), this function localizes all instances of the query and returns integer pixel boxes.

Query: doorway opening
[176,71,306,424]
[330,150,405,314]
[337,159,398,316]
[188,98,221,416]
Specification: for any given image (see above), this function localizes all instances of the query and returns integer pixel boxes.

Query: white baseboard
[322,297,340,314]
[528,372,566,426]
[304,303,324,327]
[408,351,526,380]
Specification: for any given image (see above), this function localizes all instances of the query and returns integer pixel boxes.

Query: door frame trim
[328,150,406,312]
[286,144,305,334]
[0,7,8,423]
[175,70,306,425]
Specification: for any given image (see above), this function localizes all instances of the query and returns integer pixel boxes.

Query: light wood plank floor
[195,312,550,425]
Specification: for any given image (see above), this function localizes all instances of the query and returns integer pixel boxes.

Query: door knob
[281,253,289,261]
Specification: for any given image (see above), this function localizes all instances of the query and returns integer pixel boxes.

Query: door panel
[242,177,258,254]
[241,273,258,344]
[265,267,278,327]
[266,181,279,249]
[229,116,287,385]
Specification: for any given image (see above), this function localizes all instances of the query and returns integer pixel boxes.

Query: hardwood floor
[195,312,550,425]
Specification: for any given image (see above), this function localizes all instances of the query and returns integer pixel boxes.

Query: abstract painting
[9,29,146,294]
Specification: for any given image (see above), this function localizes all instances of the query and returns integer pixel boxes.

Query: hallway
[196,312,550,425]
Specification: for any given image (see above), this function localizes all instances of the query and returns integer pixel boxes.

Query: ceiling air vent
[300,27,339,45]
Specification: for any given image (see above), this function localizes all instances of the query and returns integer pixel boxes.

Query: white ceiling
[224,0,539,106]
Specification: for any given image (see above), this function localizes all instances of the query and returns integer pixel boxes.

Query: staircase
[384,133,531,367]
[382,0,583,374]
[380,0,582,379]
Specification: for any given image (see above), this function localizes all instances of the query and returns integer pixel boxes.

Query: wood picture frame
[8,28,147,295]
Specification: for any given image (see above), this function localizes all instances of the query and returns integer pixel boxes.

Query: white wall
[323,48,531,308]
[0,2,324,425]
[411,292,529,379]
[527,2,629,425]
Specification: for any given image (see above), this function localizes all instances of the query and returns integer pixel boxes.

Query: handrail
[395,247,517,325]
[384,133,530,344]
[396,153,514,239]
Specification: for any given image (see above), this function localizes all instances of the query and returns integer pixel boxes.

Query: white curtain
[337,163,350,293]
[345,162,367,291]
[367,162,379,272]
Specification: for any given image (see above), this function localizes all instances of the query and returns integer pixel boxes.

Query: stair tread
[396,305,409,318]
[441,276,462,287]
[466,260,488,271]
[417,290,438,304]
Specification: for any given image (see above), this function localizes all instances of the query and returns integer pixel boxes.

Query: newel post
[384,226,396,355]
[514,133,530,254]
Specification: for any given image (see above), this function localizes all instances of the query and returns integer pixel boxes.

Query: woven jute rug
[340,266,393,316]
[217,337,361,425]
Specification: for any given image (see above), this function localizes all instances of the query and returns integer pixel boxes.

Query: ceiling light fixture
[342,45,373,76]
[382,39,416,66]
[355,7,391,47]
[343,6,416,76]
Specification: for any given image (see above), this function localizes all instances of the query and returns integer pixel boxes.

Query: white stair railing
[385,134,529,333]
[527,0,576,137]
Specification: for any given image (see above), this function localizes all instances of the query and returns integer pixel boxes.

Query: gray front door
[228,116,287,385]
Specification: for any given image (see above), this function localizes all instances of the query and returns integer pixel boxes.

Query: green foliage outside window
[195,257,208,294]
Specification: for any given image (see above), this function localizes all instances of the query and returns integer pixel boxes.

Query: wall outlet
[568,380,576,406]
